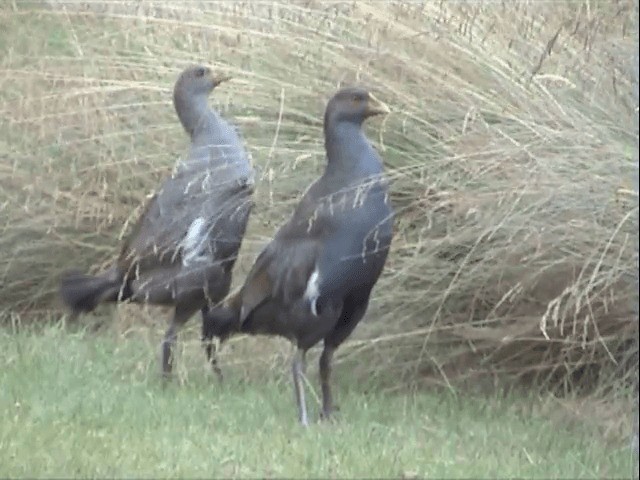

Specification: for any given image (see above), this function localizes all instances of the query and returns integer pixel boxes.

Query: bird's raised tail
[59,267,128,316]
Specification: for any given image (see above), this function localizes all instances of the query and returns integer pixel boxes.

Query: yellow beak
[211,73,232,87]
[366,92,391,116]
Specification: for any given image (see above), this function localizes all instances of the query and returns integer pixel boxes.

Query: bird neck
[324,121,382,177]
[173,91,220,139]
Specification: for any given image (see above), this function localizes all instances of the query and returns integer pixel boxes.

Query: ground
[0,3,637,478]
[0,324,635,479]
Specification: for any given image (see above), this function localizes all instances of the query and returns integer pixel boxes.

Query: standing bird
[203,87,394,425]
[59,65,254,380]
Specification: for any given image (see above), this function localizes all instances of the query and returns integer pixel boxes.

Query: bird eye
[351,94,362,103]
[195,67,206,78]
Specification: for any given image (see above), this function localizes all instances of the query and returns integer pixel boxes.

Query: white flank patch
[182,217,207,266]
[303,269,321,316]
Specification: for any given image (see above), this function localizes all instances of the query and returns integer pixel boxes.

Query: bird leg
[201,307,224,383]
[292,348,309,427]
[202,337,224,383]
[161,304,199,382]
[161,322,179,380]
[319,344,337,420]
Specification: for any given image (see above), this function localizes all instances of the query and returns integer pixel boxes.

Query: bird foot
[211,366,224,384]
[298,411,310,427]
[161,371,173,389]
[319,405,341,423]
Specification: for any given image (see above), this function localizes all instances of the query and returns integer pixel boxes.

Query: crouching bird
[59,65,254,380]
[203,87,394,425]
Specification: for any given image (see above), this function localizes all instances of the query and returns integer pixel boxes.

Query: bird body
[236,163,392,348]
[60,65,253,379]
[203,87,393,424]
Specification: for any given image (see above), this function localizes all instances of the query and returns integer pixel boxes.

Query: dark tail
[202,303,241,344]
[59,267,128,316]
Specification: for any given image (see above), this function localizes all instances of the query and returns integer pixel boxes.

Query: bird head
[174,64,231,98]
[324,86,391,128]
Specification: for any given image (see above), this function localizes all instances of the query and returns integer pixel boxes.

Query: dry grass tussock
[0,1,638,394]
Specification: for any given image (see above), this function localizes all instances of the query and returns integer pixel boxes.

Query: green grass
[0,5,637,478]
[0,325,635,479]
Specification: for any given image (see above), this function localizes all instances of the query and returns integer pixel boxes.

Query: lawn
[0,324,635,479]
[0,3,637,478]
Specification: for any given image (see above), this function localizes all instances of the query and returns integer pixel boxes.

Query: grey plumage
[203,87,394,425]
[59,65,254,379]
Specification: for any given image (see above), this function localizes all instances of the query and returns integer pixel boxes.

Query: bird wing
[238,224,322,323]
[117,164,252,277]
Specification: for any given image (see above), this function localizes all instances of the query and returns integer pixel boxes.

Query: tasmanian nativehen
[203,87,394,425]
[59,65,254,380]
